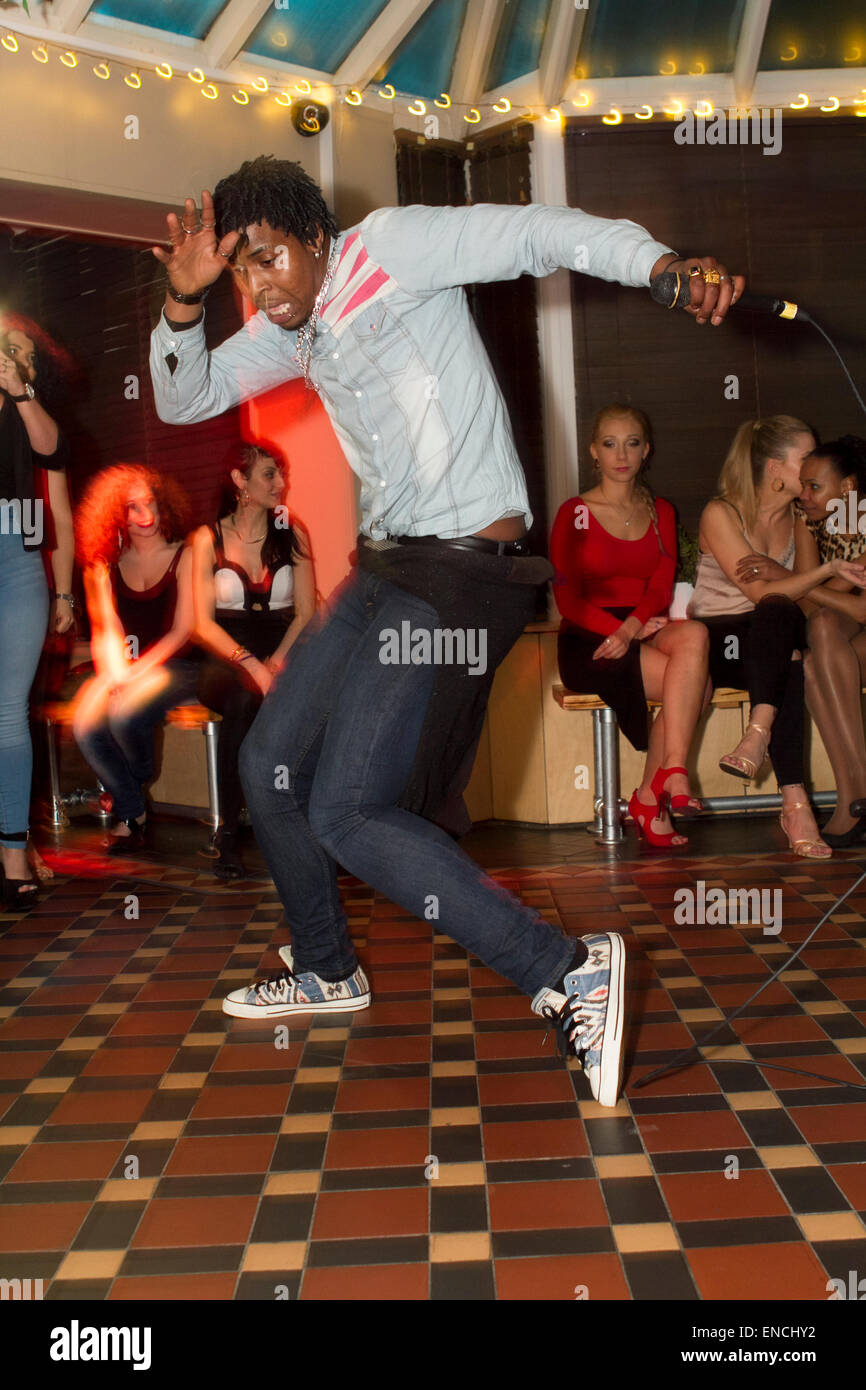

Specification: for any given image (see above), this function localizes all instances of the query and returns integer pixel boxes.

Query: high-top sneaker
[531,932,625,1107]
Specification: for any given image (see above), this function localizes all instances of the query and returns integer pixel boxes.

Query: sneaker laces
[541,993,595,1061]
[253,967,298,1004]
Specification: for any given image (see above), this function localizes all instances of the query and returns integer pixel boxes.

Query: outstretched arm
[359,203,743,322]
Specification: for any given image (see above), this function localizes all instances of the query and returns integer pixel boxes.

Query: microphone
[649,270,811,323]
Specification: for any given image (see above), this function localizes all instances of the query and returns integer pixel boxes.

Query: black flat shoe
[819,816,866,848]
[0,863,39,910]
[106,818,147,856]
[849,798,866,818]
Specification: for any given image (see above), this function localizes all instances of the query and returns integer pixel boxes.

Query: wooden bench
[35,700,222,833]
[553,685,778,843]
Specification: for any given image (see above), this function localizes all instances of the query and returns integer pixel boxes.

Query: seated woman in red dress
[551,403,710,848]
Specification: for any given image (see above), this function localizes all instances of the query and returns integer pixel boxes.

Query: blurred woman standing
[0,314,74,907]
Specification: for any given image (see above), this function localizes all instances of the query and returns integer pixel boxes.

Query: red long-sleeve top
[551,495,678,637]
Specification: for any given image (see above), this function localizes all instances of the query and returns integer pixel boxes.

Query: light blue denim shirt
[150,203,673,540]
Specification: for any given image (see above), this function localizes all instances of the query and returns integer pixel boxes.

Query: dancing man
[149,156,742,1107]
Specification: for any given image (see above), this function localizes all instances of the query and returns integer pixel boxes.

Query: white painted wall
[1,45,317,204]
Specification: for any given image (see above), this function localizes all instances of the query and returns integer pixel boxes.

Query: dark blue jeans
[74,659,201,821]
[239,567,576,997]
[0,527,49,846]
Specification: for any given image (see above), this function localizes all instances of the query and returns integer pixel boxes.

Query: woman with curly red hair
[73,464,200,852]
[0,312,75,907]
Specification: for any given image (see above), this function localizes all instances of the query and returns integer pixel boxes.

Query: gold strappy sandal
[719,722,771,782]
[779,800,832,859]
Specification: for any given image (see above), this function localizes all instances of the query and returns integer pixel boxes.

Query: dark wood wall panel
[0,228,245,526]
[395,129,548,583]
[467,129,547,562]
[564,118,866,535]
[395,138,468,206]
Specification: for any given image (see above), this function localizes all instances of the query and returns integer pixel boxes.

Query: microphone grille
[649,271,690,309]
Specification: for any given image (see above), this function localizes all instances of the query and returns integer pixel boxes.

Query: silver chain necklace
[600,489,638,527]
[295,239,339,389]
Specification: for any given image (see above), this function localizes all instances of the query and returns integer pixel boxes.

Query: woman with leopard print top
[796,437,866,844]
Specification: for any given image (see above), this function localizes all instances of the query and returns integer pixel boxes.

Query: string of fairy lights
[1,26,865,125]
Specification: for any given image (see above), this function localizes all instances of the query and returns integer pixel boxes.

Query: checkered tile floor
[1,829,865,1301]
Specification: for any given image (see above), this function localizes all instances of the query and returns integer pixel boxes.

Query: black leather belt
[388,533,530,557]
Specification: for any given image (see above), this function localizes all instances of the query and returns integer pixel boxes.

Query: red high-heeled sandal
[627,788,688,849]
[650,765,703,818]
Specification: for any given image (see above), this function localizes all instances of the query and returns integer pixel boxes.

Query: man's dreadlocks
[213,154,339,248]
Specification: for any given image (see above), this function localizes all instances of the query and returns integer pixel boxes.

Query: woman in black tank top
[73,465,200,853]
[191,445,316,877]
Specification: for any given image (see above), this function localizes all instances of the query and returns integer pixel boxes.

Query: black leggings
[700,595,806,787]
[196,657,263,835]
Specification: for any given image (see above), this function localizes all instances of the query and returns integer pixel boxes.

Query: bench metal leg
[587,713,605,836]
[595,707,624,844]
[203,721,220,833]
[43,719,69,829]
[94,781,112,825]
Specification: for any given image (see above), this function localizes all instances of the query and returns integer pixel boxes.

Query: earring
[772,478,785,493]
[241,489,249,505]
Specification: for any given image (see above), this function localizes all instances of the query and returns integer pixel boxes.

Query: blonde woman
[690,417,866,858]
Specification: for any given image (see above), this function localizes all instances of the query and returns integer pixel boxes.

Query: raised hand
[0,349,26,396]
[151,191,240,297]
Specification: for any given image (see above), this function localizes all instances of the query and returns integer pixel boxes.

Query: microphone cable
[650,272,866,420]
[805,314,866,419]
[633,864,866,1093]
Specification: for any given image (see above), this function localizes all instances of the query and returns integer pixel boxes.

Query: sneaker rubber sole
[590,932,625,1107]
[222,990,371,1019]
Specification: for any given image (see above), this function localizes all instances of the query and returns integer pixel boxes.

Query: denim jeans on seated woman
[74,658,201,822]
[238,565,577,995]
[0,524,49,847]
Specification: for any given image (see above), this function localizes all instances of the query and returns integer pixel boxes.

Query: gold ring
[688,266,703,278]
[704,269,721,285]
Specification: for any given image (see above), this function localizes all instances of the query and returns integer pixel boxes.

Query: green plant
[676,522,699,586]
